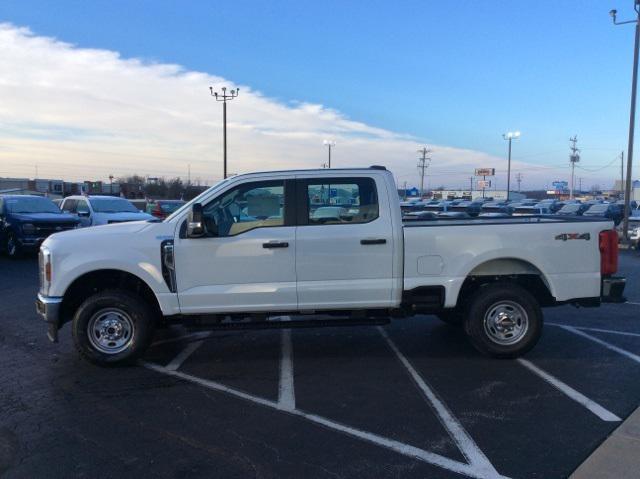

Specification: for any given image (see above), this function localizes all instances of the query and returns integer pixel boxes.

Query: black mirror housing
[187,203,205,237]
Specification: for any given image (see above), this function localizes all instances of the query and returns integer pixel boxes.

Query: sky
[0,0,638,190]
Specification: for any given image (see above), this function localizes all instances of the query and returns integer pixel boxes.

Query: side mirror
[187,203,205,237]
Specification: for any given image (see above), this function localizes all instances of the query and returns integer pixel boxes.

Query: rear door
[295,175,395,309]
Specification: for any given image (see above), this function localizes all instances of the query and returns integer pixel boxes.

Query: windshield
[90,198,139,213]
[560,204,580,212]
[5,197,61,214]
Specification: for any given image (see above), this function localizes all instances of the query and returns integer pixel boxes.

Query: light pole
[610,2,639,242]
[323,140,335,168]
[109,175,114,195]
[502,131,520,200]
[210,86,239,179]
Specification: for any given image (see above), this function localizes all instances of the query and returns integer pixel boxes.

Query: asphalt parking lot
[1,251,639,479]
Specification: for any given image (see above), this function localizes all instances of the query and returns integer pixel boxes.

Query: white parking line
[378,327,501,478]
[547,322,640,338]
[559,325,640,364]
[151,331,212,347]
[166,340,204,371]
[517,359,620,422]
[141,361,508,479]
[626,301,640,306]
[278,329,296,411]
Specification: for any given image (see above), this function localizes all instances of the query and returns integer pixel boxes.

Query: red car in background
[147,200,186,219]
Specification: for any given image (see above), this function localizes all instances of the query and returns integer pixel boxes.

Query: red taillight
[599,229,618,275]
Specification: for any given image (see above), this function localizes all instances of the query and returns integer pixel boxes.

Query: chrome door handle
[360,238,386,245]
[263,241,289,249]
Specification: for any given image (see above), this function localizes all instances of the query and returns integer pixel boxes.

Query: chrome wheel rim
[483,300,529,346]
[87,308,135,354]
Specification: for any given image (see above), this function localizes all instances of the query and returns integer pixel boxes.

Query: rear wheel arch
[455,258,555,308]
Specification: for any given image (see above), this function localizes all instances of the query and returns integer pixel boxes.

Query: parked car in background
[478,212,511,218]
[556,203,589,216]
[402,210,438,221]
[535,200,564,213]
[583,203,624,225]
[512,205,552,216]
[481,201,513,215]
[0,195,79,257]
[448,200,482,217]
[147,200,186,219]
[129,199,148,212]
[60,195,154,227]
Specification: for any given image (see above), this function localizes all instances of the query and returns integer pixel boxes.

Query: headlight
[39,246,52,295]
[22,223,36,235]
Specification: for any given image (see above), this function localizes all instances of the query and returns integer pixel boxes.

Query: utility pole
[620,151,625,198]
[323,140,335,168]
[417,146,432,197]
[569,135,580,199]
[579,177,583,194]
[502,131,521,200]
[209,86,239,179]
[516,172,523,192]
[403,181,408,200]
[610,3,639,241]
[109,174,114,194]
[470,177,474,192]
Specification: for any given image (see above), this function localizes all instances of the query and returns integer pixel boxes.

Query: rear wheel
[72,290,156,366]
[463,283,543,358]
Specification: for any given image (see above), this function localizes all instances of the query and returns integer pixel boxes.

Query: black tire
[72,290,156,366]
[5,232,21,259]
[463,282,543,358]
[436,309,464,326]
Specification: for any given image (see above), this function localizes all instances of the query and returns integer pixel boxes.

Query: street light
[209,86,240,179]
[502,131,520,201]
[610,0,640,242]
[323,140,336,168]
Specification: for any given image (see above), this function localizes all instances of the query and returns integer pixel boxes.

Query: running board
[184,317,390,332]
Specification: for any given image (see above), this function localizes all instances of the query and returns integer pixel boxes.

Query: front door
[176,179,297,314]
[295,175,395,310]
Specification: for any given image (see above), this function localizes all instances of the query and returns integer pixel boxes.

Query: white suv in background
[60,195,153,227]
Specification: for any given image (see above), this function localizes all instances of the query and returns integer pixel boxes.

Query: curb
[571,406,640,478]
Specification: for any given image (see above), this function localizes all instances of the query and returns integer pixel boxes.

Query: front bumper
[36,293,63,342]
[601,276,626,303]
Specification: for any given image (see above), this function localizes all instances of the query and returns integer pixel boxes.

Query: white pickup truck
[36,167,626,365]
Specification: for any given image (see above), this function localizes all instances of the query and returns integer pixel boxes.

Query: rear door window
[302,177,379,225]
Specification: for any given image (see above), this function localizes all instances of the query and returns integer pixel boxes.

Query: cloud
[0,23,540,189]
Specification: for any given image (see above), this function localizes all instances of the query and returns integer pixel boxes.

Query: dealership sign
[477,180,492,189]
[475,168,495,177]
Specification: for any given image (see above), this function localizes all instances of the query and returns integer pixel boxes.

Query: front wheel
[463,283,543,358]
[72,290,156,366]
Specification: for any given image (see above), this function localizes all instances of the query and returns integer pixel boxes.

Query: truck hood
[95,212,154,221]
[9,212,79,223]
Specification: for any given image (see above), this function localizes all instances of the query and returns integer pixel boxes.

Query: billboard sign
[477,180,491,189]
[475,168,495,177]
